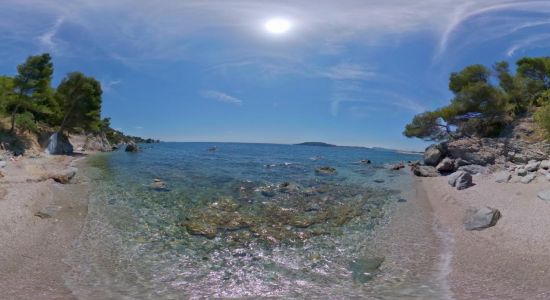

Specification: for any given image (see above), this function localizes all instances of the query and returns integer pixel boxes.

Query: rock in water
[424,144,445,166]
[537,189,550,201]
[436,157,456,173]
[520,173,536,184]
[494,171,511,183]
[464,207,501,230]
[125,142,140,152]
[315,166,337,175]
[388,162,405,170]
[46,132,74,155]
[412,165,439,177]
[349,257,385,283]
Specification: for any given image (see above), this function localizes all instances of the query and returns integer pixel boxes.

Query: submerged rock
[464,207,501,231]
[151,178,168,191]
[349,257,385,283]
[388,162,405,170]
[315,166,337,175]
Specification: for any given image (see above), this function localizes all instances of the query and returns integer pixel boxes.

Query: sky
[2,1,550,151]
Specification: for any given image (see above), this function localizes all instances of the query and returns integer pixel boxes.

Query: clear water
[65,143,451,299]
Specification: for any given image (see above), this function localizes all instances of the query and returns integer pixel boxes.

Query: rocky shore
[411,120,550,298]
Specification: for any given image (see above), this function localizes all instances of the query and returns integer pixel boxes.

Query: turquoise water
[65,143,450,299]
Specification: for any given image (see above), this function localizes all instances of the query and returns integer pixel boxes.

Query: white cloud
[320,63,376,81]
[201,90,243,105]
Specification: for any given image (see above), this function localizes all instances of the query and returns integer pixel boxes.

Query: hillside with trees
[0,53,150,155]
[404,57,550,142]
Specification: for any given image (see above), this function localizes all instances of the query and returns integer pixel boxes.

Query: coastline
[0,154,92,300]
[416,174,550,299]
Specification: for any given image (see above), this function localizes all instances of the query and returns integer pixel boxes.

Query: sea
[64,142,453,299]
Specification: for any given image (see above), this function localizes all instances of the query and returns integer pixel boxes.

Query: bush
[535,103,550,138]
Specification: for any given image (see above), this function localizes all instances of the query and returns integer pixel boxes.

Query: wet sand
[0,155,90,300]
[417,173,550,299]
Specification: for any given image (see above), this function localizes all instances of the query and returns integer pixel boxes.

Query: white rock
[516,168,527,176]
[537,189,550,201]
[525,161,540,172]
[494,171,511,183]
[540,160,550,170]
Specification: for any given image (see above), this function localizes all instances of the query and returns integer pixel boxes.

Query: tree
[403,111,451,141]
[0,76,15,114]
[10,53,53,133]
[55,72,103,134]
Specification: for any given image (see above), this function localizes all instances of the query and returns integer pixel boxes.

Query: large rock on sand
[520,173,536,184]
[48,167,77,184]
[537,189,550,201]
[464,207,501,230]
[424,144,445,166]
[412,165,439,177]
[494,171,511,183]
[448,171,473,190]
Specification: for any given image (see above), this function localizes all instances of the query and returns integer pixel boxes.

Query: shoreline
[0,153,92,300]
[416,174,550,299]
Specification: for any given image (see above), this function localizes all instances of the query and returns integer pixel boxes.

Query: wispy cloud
[319,63,376,81]
[38,17,63,52]
[201,90,243,105]
[101,79,122,93]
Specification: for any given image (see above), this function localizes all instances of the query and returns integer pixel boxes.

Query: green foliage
[56,72,103,133]
[534,102,550,139]
[9,53,54,132]
[15,111,38,133]
[0,76,15,114]
[404,57,550,141]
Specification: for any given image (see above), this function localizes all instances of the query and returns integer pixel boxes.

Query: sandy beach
[0,154,90,300]
[417,173,550,299]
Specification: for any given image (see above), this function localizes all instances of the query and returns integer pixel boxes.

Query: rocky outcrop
[125,142,140,152]
[464,207,501,230]
[457,164,489,175]
[46,132,73,155]
[446,138,502,166]
[84,133,112,152]
[424,144,446,166]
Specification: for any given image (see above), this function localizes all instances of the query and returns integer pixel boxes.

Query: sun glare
[264,18,291,34]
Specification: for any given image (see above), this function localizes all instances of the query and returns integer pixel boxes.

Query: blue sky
[2,1,550,150]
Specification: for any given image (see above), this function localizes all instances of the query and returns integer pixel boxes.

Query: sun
[264,18,292,34]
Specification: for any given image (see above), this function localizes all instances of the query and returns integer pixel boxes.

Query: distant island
[295,142,337,147]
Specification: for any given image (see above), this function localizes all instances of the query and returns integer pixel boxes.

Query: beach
[417,174,550,299]
[0,154,90,300]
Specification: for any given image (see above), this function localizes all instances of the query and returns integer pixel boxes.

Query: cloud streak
[201,90,243,105]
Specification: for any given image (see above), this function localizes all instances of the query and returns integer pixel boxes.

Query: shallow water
[65,143,451,299]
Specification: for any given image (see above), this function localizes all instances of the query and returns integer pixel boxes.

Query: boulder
[84,133,112,152]
[411,165,439,177]
[125,142,140,152]
[48,167,77,184]
[458,165,489,175]
[494,171,511,183]
[46,132,74,155]
[349,257,385,283]
[424,144,445,166]
[448,171,465,187]
[540,160,550,170]
[464,207,501,230]
[436,158,456,173]
[516,168,527,176]
[525,161,540,172]
[537,189,550,201]
[520,173,536,184]
[456,172,473,190]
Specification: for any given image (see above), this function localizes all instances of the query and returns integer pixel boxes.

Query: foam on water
[64,143,451,299]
